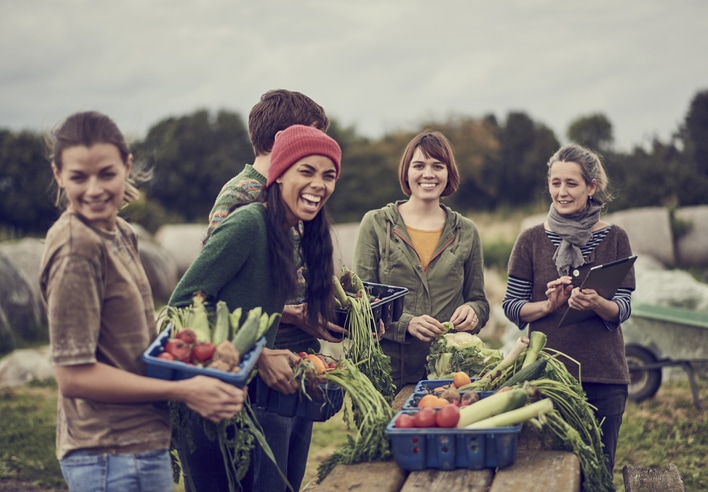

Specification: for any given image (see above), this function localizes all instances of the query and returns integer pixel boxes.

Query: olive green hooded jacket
[353,201,490,387]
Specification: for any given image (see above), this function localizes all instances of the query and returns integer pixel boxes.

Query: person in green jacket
[353,130,490,390]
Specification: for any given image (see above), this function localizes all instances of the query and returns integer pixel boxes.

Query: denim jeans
[583,382,628,475]
[178,382,314,492]
[243,408,313,492]
[177,412,242,492]
[60,449,173,492]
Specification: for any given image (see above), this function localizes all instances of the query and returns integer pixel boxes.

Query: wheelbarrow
[622,303,708,410]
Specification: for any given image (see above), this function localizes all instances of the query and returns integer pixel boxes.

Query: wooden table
[306,385,581,492]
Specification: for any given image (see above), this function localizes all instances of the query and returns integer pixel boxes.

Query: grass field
[1,376,705,491]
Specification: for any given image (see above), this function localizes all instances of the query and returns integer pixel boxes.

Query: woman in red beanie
[169,124,342,492]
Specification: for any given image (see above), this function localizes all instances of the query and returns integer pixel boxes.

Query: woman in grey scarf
[502,144,635,477]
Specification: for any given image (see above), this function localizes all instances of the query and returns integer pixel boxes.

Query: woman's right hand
[179,375,245,423]
[256,348,300,394]
[544,276,574,313]
[407,315,446,342]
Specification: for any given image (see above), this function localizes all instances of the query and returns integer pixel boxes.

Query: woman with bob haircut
[353,130,490,390]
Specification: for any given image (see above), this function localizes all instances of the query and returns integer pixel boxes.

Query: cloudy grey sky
[1,0,706,152]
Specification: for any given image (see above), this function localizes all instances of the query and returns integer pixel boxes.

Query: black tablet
[557,255,638,328]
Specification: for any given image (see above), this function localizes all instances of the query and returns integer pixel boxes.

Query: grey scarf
[547,199,602,276]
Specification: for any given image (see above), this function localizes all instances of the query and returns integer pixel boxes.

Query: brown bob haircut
[398,130,460,197]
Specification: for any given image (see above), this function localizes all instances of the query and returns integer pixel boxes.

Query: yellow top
[407,225,443,272]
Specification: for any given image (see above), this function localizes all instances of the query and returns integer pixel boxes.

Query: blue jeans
[60,449,173,492]
[244,408,313,492]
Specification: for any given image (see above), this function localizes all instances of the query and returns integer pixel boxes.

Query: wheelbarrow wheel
[626,344,662,402]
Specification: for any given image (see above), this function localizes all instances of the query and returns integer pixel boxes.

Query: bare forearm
[519,300,554,323]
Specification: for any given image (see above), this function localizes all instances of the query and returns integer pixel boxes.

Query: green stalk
[465,398,554,429]
[521,331,547,368]
[332,275,351,309]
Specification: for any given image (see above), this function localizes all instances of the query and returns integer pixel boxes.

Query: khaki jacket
[353,201,490,386]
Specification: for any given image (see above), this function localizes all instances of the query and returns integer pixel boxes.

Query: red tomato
[413,407,437,428]
[435,404,460,428]
[164,339,190,361]
[395,413,415,428]
[191,341,215,362]
[175,328,197,345]
[157,352,174,361]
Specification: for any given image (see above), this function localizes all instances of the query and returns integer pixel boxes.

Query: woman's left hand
[449,305,479,333]
[568,287,602,311]
[569,287,621,322]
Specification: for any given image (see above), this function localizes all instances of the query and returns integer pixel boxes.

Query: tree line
[2,89,707,237]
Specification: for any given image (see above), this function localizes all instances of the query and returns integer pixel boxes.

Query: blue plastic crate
[142,325,265,388]
[413,378,481,393]
[414,379,454,393]
[254,377,344,422]
[386,410,522,471]
[403,390,494,410]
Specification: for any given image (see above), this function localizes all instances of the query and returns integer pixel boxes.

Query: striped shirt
[502,227,632,331]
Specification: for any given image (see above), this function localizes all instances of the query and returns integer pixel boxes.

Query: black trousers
[582,382,628,475]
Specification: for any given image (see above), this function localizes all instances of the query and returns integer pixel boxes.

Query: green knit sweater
[168,203,284,347]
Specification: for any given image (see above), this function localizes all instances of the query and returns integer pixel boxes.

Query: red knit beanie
[266,125,342,187]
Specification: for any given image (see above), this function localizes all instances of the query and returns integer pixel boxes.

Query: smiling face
[548,160,597,216]
[275,154,337,226]
[406,147,448,202]
[52,143,132,231]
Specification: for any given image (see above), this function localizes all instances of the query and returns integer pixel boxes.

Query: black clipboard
[557,255,637,327]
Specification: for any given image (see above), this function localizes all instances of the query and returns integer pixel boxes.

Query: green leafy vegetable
[425,331,503,379]
[316,359,394,481]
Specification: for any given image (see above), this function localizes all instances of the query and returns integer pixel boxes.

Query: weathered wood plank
[400,468,493,492]
[309,461,407,492]
[488,449,580,492]
[623,464,686,492]
[392,385,415,412]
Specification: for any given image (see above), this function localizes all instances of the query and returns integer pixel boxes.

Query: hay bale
[675,205,708,267]
[0,251,46,355]
[623,464,686,492]
[153,224,206,276]
[605,207,675,266]
[0,239,47,329]
[331,223,360,271]
[138,239,178,305]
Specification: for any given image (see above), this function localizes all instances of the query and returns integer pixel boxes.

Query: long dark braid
[301,208,336,327]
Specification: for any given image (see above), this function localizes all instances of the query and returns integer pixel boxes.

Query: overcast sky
[1,1,707,152]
